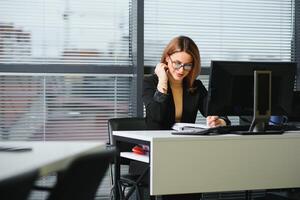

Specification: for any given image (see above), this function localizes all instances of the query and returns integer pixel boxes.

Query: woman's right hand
[206,116,226,127]
[155,63,169,94]
[155,63,168,81]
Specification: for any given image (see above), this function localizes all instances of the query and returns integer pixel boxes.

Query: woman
[142,36,230,199]
[143,36,230,131]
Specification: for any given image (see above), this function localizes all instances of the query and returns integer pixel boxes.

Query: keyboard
[171,124,295,136]
[0,145,32,152]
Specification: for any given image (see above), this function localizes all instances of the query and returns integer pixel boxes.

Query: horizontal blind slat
[0,0,131,64]
[144,0,294,67]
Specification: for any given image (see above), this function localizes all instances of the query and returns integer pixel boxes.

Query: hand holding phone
[155,63,169,93]
[155,63,168,80]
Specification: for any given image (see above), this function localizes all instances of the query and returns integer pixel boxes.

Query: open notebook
[172,123,209,131]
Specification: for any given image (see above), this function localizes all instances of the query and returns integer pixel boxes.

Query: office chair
[0,169,38,200]
[36,148,115,200]
[108,117,149,200]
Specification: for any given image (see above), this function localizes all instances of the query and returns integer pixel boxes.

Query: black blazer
[143,74,230,130]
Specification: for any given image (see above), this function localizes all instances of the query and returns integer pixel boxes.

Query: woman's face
[166,51,193,82]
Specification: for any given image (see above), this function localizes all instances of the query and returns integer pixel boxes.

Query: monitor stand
[249,70,272,133]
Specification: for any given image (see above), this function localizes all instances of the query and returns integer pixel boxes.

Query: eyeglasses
[169,56,193,71]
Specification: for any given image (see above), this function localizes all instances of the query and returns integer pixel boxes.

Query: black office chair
[0,169,38,200]
[40,148,115,200]
[108,117,149,200]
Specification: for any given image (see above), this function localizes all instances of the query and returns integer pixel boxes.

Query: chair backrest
[108,117,146,152]
[47,148,115,200]
[0,169,38,200]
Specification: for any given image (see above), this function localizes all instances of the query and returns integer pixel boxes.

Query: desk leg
[113,140,121,200]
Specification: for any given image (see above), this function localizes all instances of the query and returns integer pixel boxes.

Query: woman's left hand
[206,116,226,127]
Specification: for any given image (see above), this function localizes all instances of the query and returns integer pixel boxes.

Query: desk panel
[151,134,300,195]
[113,130,300,196]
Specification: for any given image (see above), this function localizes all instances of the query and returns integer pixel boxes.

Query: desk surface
[0,141,105,182]
[113,130,300,195]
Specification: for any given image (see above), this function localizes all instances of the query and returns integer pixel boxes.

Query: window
[0,1,133,199]
[0,0,131,64]
[0,0,134,140]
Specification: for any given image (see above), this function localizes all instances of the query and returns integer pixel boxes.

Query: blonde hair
[160,36,201,90]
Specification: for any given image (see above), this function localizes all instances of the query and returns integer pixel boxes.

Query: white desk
[113,130,300,196]
[0,141,105,182]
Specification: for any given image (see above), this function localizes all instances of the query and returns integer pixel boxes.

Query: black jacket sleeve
[190,80,231,126]
[142,75,172,129]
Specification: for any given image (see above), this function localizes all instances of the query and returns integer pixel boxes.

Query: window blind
[144,0,294,68]
[0,73,133,199]
[0,0,131,65]
[0,0,134,142]
[0,73,133,141]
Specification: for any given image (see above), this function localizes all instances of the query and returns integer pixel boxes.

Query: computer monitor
[206,61,297,132]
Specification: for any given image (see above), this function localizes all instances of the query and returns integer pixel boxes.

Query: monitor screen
[206,61,297,117]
